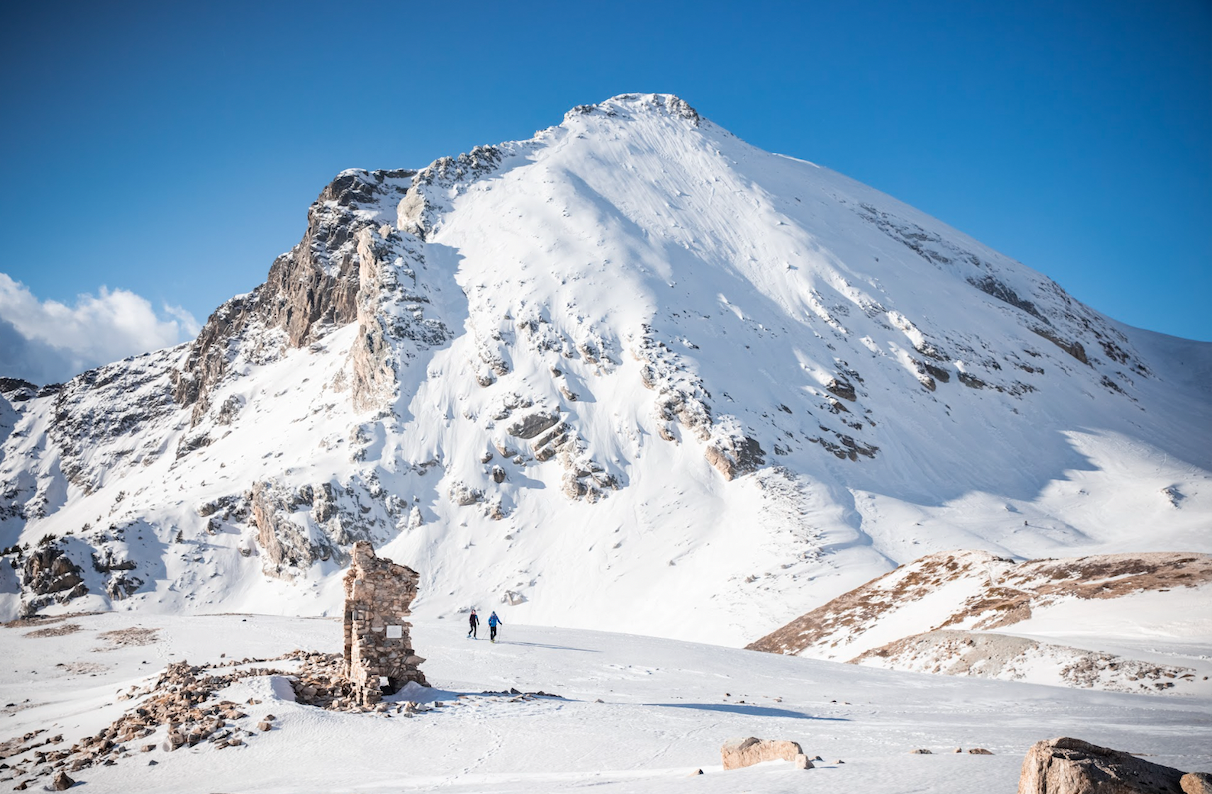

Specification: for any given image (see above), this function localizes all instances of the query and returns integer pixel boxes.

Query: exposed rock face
[507,410,561,440]
[249,481,350,577]
[1182,773,1212,794]
[19,543,88,614]
[1017,737,1185,794]
[347,225,449,411]
[721,737,806,770]
[705,425,766,481]
[397,146,503,239]
[342,542,427,706]
[21,544,85,596]
[172,169,416,423]
[448,480,484,507]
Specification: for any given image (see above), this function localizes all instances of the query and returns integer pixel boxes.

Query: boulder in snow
[1017,737,1185,794]
[721,737,805,770]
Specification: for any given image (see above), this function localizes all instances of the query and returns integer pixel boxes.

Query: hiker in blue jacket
[488,611,502,643]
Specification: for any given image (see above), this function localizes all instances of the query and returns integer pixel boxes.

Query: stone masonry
[343,541,427,705]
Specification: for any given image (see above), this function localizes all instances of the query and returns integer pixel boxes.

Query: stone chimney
[342,541,427,705]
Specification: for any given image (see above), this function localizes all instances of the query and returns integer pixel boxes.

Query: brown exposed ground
[2,612,99,629]
[23,623,83,638]
[95,627,160,647]
[747,551,1212,657]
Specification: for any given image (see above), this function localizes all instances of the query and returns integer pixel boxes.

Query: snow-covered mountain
[1,93,1209,646]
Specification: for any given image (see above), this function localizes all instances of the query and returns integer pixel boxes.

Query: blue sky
[1,0,1208,380]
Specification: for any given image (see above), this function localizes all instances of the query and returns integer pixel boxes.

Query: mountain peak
[564,92,701,126]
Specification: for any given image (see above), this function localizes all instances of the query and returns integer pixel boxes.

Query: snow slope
[1,93,1209,650]
[748,550,1212,693]
[1,612,1210,793]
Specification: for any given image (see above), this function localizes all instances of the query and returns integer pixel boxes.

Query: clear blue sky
[2,0,1209,347]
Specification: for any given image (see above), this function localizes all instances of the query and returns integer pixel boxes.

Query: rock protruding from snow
[19,542,87,616]
[507,410,561,440]
[748,551,1212,672]
[705,426,766,481]
[1181,773,1212,794]
[342,542,427,706]
[721,737,806,770]
[1017,737,1185,794]
[250,481,350,577]
[173,168,416,421]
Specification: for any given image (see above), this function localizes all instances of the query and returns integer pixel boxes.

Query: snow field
[2,612,1210,793]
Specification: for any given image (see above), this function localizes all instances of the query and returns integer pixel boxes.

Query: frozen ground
[2,612,1210,793]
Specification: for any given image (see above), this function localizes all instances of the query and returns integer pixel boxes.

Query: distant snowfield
[2,613,1210,793]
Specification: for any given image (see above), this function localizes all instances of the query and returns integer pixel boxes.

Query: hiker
[467,609,479,639]
[488,611,502,643]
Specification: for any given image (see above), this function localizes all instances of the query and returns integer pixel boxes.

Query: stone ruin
[343,541,427,705]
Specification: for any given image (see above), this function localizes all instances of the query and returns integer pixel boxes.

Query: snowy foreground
[3,613,1210,793]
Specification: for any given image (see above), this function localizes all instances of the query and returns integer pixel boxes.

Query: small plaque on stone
[386,625,403,639]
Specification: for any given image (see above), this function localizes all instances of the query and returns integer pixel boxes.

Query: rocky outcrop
[507,410,561,440]
[1017,737,1185,794]
[567,93,701,127]
[721,737,809,770]
[447,480,484,507]
[347,225,449,411]
[705,423,766,481]
[19,542,88,614]
[1182,773,1212,794]
[21,543,85,596]
[173,169,416,422]
[397,146,503,239]
[342,542,427,705]
[249,481,349,577]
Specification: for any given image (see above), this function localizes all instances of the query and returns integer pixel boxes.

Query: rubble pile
[0,654,301,789]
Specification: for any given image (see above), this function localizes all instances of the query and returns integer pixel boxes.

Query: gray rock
[1017,737,1184,794]
[507,410,561,439]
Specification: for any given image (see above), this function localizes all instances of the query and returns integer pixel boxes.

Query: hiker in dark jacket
[488,611,502,643]
[467,609,479,639]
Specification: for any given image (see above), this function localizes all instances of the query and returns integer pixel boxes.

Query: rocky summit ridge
[1,93,1209,649]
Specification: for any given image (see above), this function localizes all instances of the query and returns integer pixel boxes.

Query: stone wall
[342,542,427,705]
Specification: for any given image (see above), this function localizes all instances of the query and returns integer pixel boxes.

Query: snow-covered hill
[1,93,1209,647]
[748,550,1212,693]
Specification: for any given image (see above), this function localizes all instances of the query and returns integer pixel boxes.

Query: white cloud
[0,273,199,384]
